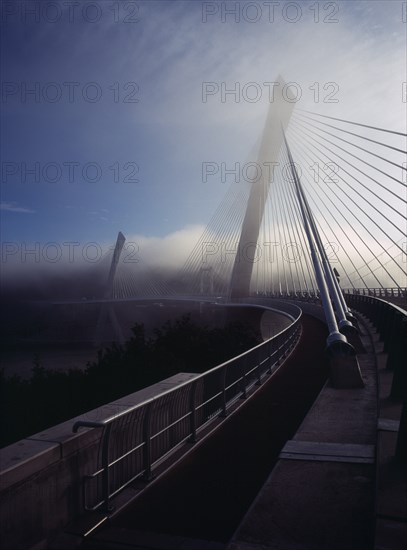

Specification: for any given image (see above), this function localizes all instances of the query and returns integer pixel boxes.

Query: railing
[345,294,407,461]
[253,288,406,300]
[251,291,320,300]
[343,287,407,298]
[251,288,406,300]
[73,304,302,512]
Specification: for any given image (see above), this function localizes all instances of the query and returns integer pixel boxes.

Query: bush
[0,315,259,448]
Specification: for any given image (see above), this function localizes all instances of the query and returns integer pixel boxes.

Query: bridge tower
[229,76,295,300]
[94,231,126,346]
[105,231,126,299]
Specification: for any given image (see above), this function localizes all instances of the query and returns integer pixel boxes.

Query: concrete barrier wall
[0,373,198,550]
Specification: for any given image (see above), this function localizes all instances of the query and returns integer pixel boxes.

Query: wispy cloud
[0,202,36,214]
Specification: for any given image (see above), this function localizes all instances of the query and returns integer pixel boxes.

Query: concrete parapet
[0,373,198,550]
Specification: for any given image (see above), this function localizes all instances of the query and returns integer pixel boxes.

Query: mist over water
[0,253,294,379]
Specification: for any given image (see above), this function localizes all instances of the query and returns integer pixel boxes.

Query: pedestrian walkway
[76,315,328,549]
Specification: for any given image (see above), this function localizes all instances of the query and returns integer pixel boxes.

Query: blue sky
[1,0,406,281]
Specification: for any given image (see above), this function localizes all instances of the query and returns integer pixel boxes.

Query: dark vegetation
[0,315,259,448]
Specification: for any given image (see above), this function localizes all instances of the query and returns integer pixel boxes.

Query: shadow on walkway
[91,314,329,544]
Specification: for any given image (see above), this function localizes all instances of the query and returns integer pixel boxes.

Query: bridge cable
[296,109,407,137]
[291,118,406,206]
[294,111,407,155]
[287,144,350,294]
[279,146,318,294]
[291,117,407,188]
[285,132,354,321]
[288,126,404,288]
[288,123,407,266]
[288,125,403,287]
[345,246,406,284]
[283,131,348,335]
[283,142,370,290]
[290,121,406,243]
[277,165,308,294]
[288,127,390,288]
[282,139,370,289]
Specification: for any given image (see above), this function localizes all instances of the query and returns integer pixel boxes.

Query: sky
[1,0,406,287]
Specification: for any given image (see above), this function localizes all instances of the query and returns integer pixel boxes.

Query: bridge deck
[229,313,378,549]
[77,315,329,548]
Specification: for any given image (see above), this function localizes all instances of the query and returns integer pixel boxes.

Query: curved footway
[80,314,328,547]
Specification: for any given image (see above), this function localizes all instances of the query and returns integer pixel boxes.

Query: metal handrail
[73,302,302,430]
[73,302,302,511]
[343,287,407,298]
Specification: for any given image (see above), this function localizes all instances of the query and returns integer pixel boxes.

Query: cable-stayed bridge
[110,109,405,301]
[2,83,406,550]
[89,82,405,362]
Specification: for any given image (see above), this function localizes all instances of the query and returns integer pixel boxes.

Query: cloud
[0,202,36,214]
[124,225,206,271]
[0,224,205,283]
[1,218,405,300]
[0,224,209,302]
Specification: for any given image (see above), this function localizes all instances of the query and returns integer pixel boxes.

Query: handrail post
[143,403,153,481]
[256,348,262,386]
[220,364,228,418]
[281,334,287,359]
[241,358,247,399]
[267,338,272,374]
[101,424,112,512]
[275,334,282,367]
[189,381,198,443]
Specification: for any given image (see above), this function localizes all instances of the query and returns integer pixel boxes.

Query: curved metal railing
[343,287,407,298]
[73,303,302,512]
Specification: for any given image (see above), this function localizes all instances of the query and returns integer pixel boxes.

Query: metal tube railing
[252,288,407,301]
[73,303,302,511]
[343,287,407,298]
